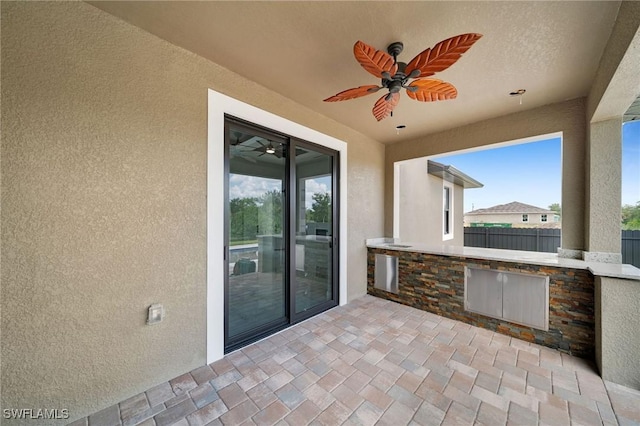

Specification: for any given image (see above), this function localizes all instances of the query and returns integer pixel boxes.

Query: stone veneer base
[368,248,595,359]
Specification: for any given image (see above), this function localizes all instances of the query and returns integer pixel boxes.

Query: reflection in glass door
[294,145,335,315]
[225,123,288,351]
[225,117,338,352]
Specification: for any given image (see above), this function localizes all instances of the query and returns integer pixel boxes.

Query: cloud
[304,177,331,208]
[229,174,333,208]
[229,174,281,200]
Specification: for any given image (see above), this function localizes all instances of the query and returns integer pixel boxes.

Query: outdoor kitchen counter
[365,238,640,281]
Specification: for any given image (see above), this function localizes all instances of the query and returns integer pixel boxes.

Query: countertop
[366,238,640,281]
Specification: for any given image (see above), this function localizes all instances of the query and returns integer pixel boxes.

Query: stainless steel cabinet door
[502,272,549,330]
[465,268,503,318]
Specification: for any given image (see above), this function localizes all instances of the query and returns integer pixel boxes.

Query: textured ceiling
[89,1,621,144]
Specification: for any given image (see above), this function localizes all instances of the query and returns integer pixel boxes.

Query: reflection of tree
[258,190,283,235]
[307,193,331,223]
[230,197,258,242]
[230,190,283,242]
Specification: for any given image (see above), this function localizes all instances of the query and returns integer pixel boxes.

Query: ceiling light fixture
[510,89,526,105]
[265,144,276,154]
[396,125,406,135]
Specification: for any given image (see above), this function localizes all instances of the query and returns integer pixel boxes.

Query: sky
[229,174,330,209]
[434,120,640,213]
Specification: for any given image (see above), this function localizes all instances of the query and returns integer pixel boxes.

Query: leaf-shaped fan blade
[353,41,398,78]
[324,85,381,102]
[405,33,482,78]
[372,93,400,121]
[407,79,457,102]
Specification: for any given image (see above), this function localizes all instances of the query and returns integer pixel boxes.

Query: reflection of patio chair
[233,258,256,275]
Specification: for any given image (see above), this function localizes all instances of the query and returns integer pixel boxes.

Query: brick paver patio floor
[76,295,640,425]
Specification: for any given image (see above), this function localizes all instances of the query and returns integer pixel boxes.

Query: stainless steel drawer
[374,254,398,294]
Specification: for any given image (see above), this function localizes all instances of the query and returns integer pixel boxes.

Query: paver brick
[77,296,640,426]
[119,393,150,421]
[218,383,248,409]
[252,400,289,424]
[88,404,120,426]
[190,365,216,385]
[153,399,196,426]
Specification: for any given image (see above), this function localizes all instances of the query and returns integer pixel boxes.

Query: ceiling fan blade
[353,41,398,78]
[324,85,381,102]
[372,92,400,121]
[406,78,457,102]
[405,33,482,78]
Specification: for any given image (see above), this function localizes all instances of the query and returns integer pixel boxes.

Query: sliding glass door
[224,117,338,352]
[225,122,289,350]
[293,144,336,317]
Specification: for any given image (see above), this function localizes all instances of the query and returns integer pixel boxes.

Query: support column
[595,276,640,389]
[584,117,623,263]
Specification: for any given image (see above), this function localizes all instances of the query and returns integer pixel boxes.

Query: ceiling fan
[251,140,283,158]
[231,133,286,159]
[324,33,482,121]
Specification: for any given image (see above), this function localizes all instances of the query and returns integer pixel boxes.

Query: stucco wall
[397,159,463,246]
[398,159,431,243]
[586,118,622,254]
[595,277,640,389]
[1,2,384,423]
[385,98,586,252]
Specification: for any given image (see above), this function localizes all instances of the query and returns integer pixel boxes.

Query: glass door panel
[294,145,334,314]
[226,124,288,349]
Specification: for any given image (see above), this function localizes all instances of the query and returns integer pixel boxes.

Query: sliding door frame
[207,89,347,364]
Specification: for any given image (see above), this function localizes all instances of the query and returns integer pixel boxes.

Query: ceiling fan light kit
[324,33,482,121]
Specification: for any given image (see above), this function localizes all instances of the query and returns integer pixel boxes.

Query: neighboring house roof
[427,160,483,189]
[465,201,556,215]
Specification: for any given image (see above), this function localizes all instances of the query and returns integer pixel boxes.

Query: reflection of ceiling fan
[230,132,286,159]
[230,132,257,163]
[251,140,285,158]
[324,33,482,121]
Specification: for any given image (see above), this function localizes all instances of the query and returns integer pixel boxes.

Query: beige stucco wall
[1,2,384,423]
[385,98,586,252]
[397,159,463,246]
[595,277,640,390]
[586,118,623,254]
